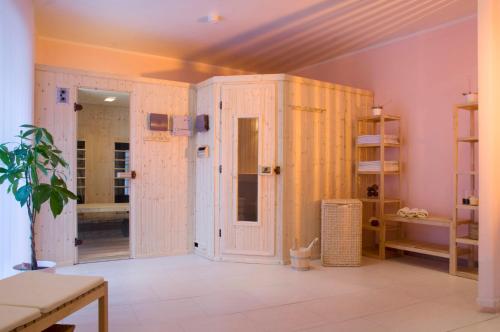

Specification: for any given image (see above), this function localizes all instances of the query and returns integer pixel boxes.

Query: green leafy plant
[0,125,77,270]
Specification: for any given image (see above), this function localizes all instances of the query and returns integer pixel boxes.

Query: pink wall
[294,18,478,244]
[36,37,250,83]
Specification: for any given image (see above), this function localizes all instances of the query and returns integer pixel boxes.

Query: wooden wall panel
[194,84,217,258]
[282,78,373,260]
[34,66,195,264]
[194,74,372,264]
[132,82,196,257]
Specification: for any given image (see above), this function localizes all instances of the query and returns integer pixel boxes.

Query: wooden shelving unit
[383,214,455,271]
[114,142,130,203]
[452,103,479,280]
[355,114,402,259]
[76,140,86,204]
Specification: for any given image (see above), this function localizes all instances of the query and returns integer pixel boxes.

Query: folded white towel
[397,207,429,218]
[357,135,399,145]
[358,160,399,172]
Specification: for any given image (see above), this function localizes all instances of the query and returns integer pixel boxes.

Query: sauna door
[219,83,277,257]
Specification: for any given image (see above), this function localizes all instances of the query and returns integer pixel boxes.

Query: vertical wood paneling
[195,75,372,264]
[220,83,276,256]
[194,84,216,257]
[34,66,195,264]
[282,78,373,260]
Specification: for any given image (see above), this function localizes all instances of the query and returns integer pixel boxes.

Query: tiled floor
[58,255,498,331]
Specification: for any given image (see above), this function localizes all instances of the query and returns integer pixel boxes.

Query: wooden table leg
[98,282,108,332]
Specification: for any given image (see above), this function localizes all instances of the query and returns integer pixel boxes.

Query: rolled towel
[416,209,429,218]
[397,207,429,218]
[397,207,411,217]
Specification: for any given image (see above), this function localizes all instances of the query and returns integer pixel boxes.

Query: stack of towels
[358,160,399,172]
[357,134,399,145]
[397,207,429,218]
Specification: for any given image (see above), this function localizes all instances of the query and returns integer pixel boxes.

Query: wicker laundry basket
[321,199,362,267]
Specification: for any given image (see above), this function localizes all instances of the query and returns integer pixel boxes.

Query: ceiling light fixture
[104,97,116,102]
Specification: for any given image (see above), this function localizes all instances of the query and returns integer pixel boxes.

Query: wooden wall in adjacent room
[281,77,373,260]
[77,103,129,203]
[34,65,196,264]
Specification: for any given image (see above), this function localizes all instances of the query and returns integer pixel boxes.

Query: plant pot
[464,93,478,104]
[371,106,383,116]
[13,260,56,273]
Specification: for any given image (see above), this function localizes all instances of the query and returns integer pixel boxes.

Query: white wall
[0,0,34,278]
[478,0,500,312]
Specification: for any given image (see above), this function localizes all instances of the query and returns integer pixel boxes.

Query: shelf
[360,198,400,204]
[358,170,399,175]
[385,239,449,258]
[456,204,479,211]
[363,223,399,232]
[456,237,479,246]
[384,214,452,228]
[357,114,400,123]
[457,137,478,143]
[456,103,478,111]
[456,171,477,176]
[356,143,400,148]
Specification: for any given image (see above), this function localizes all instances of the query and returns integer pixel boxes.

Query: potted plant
[0,125,77,270]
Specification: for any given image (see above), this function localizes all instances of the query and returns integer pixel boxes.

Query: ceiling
[78,88,130,108]
[35,0,477,73]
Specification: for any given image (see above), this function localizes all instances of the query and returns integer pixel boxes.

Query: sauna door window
[237,118,259,222]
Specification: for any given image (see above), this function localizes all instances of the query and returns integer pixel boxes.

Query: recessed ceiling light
[104,97,116,102]
[198,13,223,24]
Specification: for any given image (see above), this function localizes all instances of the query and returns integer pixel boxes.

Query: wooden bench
[0,272,108,332]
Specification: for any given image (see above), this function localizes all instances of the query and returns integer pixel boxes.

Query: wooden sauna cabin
[194,74,373,264]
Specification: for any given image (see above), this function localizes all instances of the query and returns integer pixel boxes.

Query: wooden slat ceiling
[35,0,476,73]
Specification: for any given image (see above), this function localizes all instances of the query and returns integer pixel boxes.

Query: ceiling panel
[35,0,477,73]
[78,88,130,108]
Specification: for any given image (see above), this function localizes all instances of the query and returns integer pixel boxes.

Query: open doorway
[76,88,131,263]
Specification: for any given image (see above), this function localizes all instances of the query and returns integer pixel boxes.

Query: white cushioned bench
[0,272,108,332]
[0,305,41,332]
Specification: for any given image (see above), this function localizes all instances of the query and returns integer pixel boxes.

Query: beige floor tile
[54,254,491,332]
[180,313,260,332]
[244,302,327,331]
[193,290,267,315]
[133,298,207,324]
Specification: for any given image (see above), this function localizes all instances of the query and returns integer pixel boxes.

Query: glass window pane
[237,118,258,222]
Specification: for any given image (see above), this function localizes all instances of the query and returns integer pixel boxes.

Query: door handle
[259,166,272,175]
[258,166,280,175]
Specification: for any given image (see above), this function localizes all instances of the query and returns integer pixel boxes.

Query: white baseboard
[477,296,500,313]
